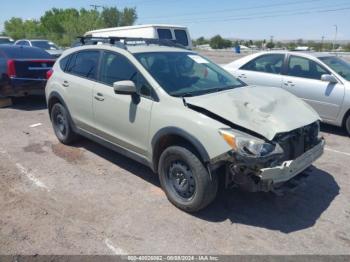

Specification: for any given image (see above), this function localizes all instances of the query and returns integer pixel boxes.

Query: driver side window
[241,54,285,74]
[99,51,153,97]
[287,56,329,80]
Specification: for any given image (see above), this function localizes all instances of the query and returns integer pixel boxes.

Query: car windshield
[319,56,350,81]
[32,41,59,50]
[135,52,245,97]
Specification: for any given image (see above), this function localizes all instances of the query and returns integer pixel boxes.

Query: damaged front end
[210,121,324,193]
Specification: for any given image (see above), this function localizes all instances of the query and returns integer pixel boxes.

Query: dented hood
[185,86,320,141]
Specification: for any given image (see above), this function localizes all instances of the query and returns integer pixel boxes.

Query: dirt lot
[0,52,350,255]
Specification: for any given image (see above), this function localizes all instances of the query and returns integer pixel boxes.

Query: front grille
[274,122,320,161]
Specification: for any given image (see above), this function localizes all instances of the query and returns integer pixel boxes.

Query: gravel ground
[0,51,349,255]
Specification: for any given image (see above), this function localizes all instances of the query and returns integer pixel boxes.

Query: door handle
[94,93,105,101]
[62,81,69,87]
[284,81,295,87]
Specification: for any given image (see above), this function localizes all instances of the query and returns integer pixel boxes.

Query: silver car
[223,51,350,135]
[46,40,324,212]
[15,39,63,58]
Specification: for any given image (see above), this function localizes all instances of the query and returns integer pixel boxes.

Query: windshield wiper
[172,92,194,97]
[199,86,235,95]
[173,85,238,98]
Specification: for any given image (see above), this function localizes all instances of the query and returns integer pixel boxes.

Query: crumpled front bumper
[259,139,325,184]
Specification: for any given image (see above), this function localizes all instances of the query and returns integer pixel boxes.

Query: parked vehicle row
[1,25,340,212]
[0,45,55,97]
[223,51,350,135]
[85,24,192,49]
[45,38,324,212]
[0,36,14,45]
[14,39,63,58]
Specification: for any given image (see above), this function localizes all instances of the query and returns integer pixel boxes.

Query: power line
[140,0,324,20]
[169,2,350,24]
[119,0,183,6]
[163,5,350,24]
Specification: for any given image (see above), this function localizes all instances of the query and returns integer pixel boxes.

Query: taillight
[7,60,16,78]
[46,69,53,80]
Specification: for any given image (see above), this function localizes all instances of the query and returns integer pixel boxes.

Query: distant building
[196,44,211,50]
[293,46,312,51]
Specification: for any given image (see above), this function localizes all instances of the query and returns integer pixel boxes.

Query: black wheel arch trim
[151,127,211,172]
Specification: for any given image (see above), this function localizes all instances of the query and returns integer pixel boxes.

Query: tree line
[3,7,137,46]
[193,35,350,51]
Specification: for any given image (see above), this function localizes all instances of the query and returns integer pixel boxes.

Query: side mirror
[113,80,137,95]
[321,74,338,83]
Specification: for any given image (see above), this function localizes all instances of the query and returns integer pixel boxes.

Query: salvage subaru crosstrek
[46,38,325,212]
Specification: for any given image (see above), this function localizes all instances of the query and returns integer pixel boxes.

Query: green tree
[266,41,275,49]
[287,42,297,50]
[4,6,137,46]
[275,41,283,48]
[101,7,120,28]
[119,7,138,26]
[193,36,209,46]
[209,35,232,49]
[297,38,304,45]
[344,43,350,52]
[4,18,26,39]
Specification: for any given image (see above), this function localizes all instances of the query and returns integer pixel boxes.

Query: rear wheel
[51,103,78,144]
[158,146,218,212]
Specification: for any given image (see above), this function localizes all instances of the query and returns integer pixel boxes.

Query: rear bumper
[0,78,47,97]
[259,138,325,184]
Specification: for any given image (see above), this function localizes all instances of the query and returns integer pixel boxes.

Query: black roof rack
[75,36,188,50]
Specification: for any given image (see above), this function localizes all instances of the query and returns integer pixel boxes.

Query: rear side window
[59,55,70,71]
[0,46,52,59]
[174,30,189,46]
[66,51,100,80]
[157,29,172,40]
[241,54,285,74]
[287,56,329,80]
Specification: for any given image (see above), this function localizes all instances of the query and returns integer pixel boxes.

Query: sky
[0,0,349,41]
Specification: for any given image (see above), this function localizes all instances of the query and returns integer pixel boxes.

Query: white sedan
[223,51,350,135]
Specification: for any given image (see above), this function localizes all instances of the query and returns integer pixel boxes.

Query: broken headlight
[219,129,284,158]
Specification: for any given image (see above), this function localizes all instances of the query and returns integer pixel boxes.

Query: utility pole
[332,24,338,51]
[90,4,103,11]
[89,5,103,30]
[321,35,325,52]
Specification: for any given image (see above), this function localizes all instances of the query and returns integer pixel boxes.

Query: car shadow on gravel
[8,96,47,111]
[321,123,348,137]
[72,138,160,187]
[194,166,339,233]
[71,138,339,234]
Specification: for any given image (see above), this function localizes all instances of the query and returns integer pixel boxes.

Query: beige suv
[46,38,324,212]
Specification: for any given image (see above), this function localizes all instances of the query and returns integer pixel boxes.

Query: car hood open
[185,85,320,141]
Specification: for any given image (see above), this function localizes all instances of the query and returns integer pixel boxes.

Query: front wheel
[158,146,218,212]
[345,114,350,137]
